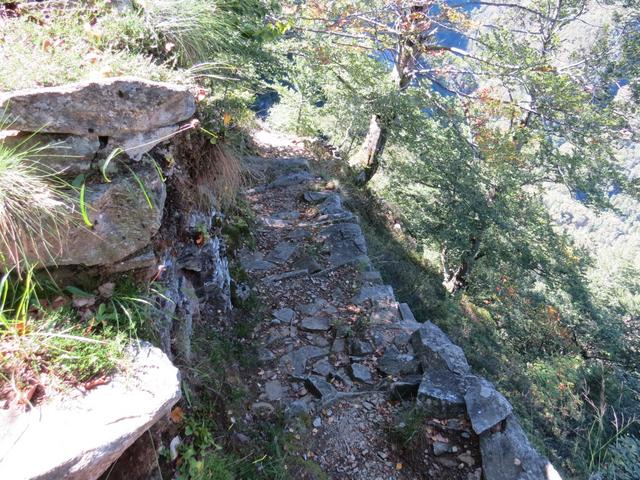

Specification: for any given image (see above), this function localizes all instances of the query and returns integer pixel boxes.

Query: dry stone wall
[0,77,233,479]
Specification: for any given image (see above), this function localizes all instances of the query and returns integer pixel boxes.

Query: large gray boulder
[0,77,195,136]
[417,368,467,418]
[0,343,181,480]
[480,415,562,480]
[19,163,164,268]
[410,322,470,375]
[464,375,513,435]
[0,164,166,270]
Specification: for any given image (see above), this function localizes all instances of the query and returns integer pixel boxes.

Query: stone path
[241,138,483,479]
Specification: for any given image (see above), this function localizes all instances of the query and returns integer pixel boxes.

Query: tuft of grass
[138,0,269,68]
[171,130,244,211]
[0,271,161,406]
[0,269,125,401]
[0,136,71,273]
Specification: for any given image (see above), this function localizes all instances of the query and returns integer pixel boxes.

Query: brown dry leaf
[41,38,53,52]
[396,462,403,470]
[195,87,207,102]
[85,51,101,64]
[430,432,449,443]
[17,383,39,405]
[84,375,110,391]
[170,406,184,424]
[194,232,205,247]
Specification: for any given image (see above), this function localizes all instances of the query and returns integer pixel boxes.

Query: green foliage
[600,435,640,480]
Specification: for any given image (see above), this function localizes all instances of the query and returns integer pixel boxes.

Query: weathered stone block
[0,77,195,135]
[0,343,180,480]
[479,415,562,480]
[410,322,470,375]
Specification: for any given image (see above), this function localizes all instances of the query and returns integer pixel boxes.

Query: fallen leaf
[17,383,39,405]
[85,52,101,64]
[396,462,403,470]
[194,232,205,246]
[84,375,110,390]
[52,296,68,309]
[223,112,232,126]
[170,406,184,424]
[195,87,207,102]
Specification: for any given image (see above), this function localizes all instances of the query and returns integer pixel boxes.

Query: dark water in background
[252,1,480,116]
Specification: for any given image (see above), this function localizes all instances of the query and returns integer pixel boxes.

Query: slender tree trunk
[354,4,427,184]
[358,114,389,183]
[442,236,483,295]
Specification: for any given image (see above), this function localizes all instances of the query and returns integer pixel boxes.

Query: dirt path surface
[241,128,482,480]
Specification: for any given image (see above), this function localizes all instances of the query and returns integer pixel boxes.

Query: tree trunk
[442,236,483,295]
[357,113,389,183]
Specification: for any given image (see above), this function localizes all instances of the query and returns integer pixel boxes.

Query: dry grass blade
[0,137,72,274]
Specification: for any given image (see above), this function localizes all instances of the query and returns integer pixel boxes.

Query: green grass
[0,2,182,91]
[0,135,71,273]
[0,270,160,404]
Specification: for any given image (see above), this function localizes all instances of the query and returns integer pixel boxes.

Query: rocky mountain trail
[238,129,485,479]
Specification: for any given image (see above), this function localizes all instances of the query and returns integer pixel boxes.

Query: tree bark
[358,113,389,183]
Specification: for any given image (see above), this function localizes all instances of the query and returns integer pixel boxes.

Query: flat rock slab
[464,376,513,435]
[299,316,331,332]
[318,223,368,266]
[0,77,195,135]
[352,285,395,305]
[266,241,298,264]
[239,251,276,271]
[480,415,561,480]
[303,191,332,203]
[279,346,330,378]
[312,359,334,377]
[0,131,99,175]
[265,381,284,402]
[349,363,373,384]
[349,338,374,356]
[378,346,419,376]
[273,308,295,324]
[305,375,337,399]
[411,322,471,375]
[398,303,417,323]
[0,343,180,480]
[268,171,314,189]
[318,194,343,215]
